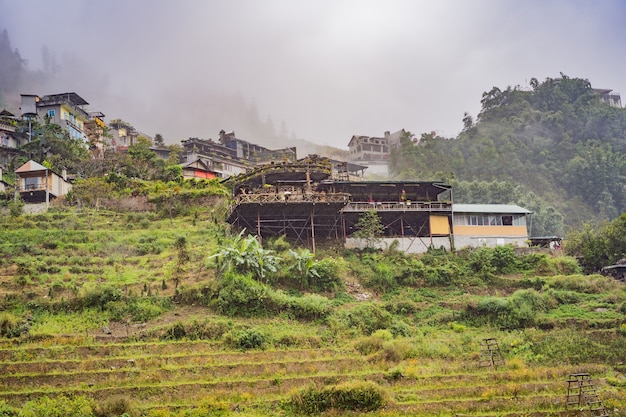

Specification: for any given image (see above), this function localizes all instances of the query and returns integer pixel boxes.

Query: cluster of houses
[0,90,566,252]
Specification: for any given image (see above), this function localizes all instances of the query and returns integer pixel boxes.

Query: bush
[94,396,139,417]
[310,257,345,292]
[223,327,268,351]
[289,381,387,414]
[215,273,269,317]
[21,395,94,417]
[328,303,393,335]
[463,289,550,330]
[0,312,23,338]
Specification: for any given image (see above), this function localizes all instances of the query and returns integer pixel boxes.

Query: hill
[0,200,625,416]
[390,74,626,233]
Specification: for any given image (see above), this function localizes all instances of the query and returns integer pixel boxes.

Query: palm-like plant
[209,231,281,282]
[288,249,320,288]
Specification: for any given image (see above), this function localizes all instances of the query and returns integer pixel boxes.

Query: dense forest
[390,74,626,236]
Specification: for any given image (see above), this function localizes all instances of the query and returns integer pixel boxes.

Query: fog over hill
[1,0,625,149]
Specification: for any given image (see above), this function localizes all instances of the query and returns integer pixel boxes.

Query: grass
[0,205,624,415]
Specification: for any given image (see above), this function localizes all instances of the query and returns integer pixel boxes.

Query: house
[0,109,25,169]
[593,88,622,108]
[347,130,408,176]
[181,158,220,180]
[15,160,72,203]
[0,167,9,193]
[34,93,91,142]
[182,131,296,179]
[452,204,532,249]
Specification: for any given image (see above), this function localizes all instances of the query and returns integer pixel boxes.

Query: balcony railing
[235,192,351,205]
[342,201,452,212]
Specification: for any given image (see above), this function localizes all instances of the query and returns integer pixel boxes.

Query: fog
[1,0,625,148]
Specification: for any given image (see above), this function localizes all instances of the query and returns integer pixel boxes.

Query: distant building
[593,88,622,108]
[347,129,407,176]
[35,93,91,141]
[181,130,297,179]
[0,109,25,170]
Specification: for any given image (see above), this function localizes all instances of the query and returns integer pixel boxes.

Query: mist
[1,0,625,148]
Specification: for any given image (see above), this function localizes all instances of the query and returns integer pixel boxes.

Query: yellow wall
[430,215,450,235]
[454,225,528,237]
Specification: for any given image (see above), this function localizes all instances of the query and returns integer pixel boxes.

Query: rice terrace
[0,188,625,417]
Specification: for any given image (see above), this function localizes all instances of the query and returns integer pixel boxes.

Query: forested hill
[390,74,626,235]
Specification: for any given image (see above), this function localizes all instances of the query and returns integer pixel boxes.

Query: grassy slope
[0,206,625,416]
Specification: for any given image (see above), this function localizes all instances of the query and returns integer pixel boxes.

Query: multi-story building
[108,119,138,150]
[594,88,622,108]
[347,129,407,176]
[35,92,91,141]
[181,130,297,179]
[0,109,25,170]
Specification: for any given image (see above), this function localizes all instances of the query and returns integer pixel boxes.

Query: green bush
[310,257,344,292]
[289,381,387,414]
[223,327,268,351]
[328,303,393,335]
[21,395,94,417]
[215,273,269,317]
[545,274,617,294]
[0,312,23,338]
[93,396,139,417]
[463,289,550,330]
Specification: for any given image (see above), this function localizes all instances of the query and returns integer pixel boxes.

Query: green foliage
[391,74,626,229]
[215,273,269,317]
[328,303,393,335]
[21,395,94,417]
[308,257,344,292]
[463,289,551,330]
[7,199,23,217]
[223,327,268,351]
[209,231,280,282]
[288,381,387,414]
[352,210,384,247]
[566,213,626,272]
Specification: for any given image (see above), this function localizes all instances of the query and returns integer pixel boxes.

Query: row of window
[453,214,526,227]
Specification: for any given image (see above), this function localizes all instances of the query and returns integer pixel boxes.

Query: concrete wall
[345,236,451,254]
[453,235,528,249]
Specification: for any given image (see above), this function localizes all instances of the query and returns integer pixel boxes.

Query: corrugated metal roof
[452,204,532,214]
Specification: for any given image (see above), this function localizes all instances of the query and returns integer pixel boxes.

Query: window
[503,215,513,226]
[24,177,40,190]
[48,109,55,118]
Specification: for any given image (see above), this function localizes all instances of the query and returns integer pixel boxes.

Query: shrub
[310,257,345,292]
[21,395,94,417]
[94,396,139,417]
[0,312,22,338]
[463,289,550,330]
[223,327,268,351]
[545,274,618,294]
[215,273,269,317]
[289,381,387,414]
[328,303,393,335]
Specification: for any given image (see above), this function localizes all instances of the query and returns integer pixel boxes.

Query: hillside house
[452,204,532,248]
[15,160,72,203]
[34,93,91,142]
[0,109,25,170]
[181,158,220,180]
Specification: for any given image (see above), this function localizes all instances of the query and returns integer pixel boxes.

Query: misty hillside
[391,74,626,232]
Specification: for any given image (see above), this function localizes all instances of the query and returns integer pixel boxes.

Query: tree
[353,210,384,248]
[154,133,165,147]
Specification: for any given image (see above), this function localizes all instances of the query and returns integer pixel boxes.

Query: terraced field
[1,208,625,416]
[0,335,623,416]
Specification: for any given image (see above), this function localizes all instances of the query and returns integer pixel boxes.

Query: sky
[1,0,626,148]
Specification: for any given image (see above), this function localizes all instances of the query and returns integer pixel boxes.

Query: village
[0,91,544,254]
